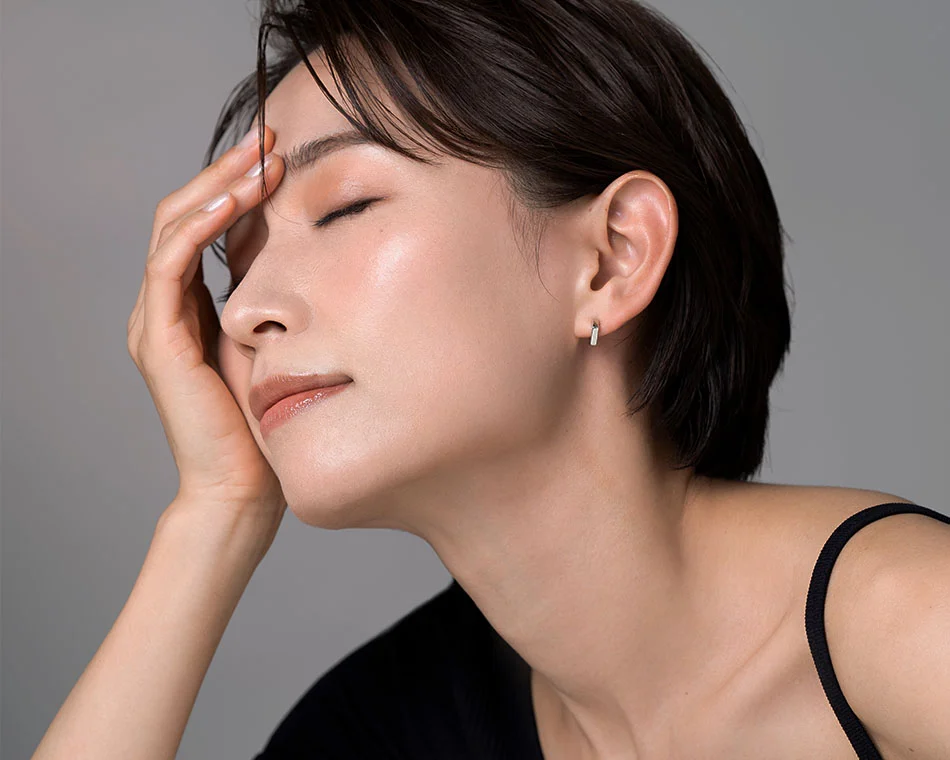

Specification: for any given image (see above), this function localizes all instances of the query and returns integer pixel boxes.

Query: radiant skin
[217,48,921,760]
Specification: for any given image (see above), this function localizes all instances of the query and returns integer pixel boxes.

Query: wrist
[157,495,280,572]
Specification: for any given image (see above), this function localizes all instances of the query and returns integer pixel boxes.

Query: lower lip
[259,382,351,438]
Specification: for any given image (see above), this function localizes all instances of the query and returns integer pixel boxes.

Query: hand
[127,123,287,539]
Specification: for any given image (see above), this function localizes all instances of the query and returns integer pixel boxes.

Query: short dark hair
[203,0,794,482]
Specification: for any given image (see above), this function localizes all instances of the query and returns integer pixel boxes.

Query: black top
[252,572,541,759]
[252,501,948,759]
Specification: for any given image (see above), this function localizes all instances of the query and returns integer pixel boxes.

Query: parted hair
[202,0,794,482]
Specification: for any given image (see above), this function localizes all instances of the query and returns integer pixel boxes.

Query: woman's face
[218,50,586,533]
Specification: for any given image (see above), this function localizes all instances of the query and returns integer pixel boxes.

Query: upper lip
[249,372,352,422]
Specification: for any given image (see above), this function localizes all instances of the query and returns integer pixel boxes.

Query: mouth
[257,380,352,437]
[249,372,353,422]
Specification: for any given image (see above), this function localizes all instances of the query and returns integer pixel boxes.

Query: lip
[257,382,350,437]
[250,372,353,422]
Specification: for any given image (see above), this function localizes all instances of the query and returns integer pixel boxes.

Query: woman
[32,1,949,759]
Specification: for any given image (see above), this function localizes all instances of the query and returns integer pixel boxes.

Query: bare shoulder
[708,480,920,562]
[815,489,950,760]
[764,482,947,597]
[696,482,950,758]
[693,480,921,584]
[799,484,946,582]
[749,482,950,760]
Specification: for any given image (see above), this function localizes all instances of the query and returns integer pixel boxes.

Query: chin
[282,482,400,532]
[288,502,358,530]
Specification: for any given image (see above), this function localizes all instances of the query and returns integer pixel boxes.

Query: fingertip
[261,124,275,152]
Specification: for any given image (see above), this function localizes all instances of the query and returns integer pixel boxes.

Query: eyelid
[216,197,383,304]
[312,197,381,228]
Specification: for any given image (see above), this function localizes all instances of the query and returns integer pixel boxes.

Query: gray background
[3,1,948,758]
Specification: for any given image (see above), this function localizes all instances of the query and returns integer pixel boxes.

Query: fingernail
[244,153,273,177]
[202,191,230,212]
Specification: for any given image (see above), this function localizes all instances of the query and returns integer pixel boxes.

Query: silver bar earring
[590,319,599,346]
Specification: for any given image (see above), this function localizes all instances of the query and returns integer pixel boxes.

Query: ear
[572,170,677,343]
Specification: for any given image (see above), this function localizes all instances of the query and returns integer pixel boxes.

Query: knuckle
[151,222,174,254]
[178,213,213,244]
[157,211,207,250]
[144,255,169,278]
[154,195,176,222]
[158,217,179,242]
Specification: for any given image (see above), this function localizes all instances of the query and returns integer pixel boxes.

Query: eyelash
[215,198,377,305]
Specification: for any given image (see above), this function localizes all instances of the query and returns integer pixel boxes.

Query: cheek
[354,230,569,452]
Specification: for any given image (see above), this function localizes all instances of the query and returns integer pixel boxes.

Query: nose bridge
[229,195,303,281]
[250,207,314,287]
[219,201,315,342]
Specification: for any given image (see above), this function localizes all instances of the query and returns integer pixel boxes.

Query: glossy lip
[250,372,352,422]
[258,383,350,438]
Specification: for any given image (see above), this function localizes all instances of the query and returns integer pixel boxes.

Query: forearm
[32,502,268,760]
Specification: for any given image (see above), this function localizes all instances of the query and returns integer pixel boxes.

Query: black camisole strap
[804,501,950,760]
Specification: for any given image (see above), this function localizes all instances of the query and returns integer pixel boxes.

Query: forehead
[261,50,356,158]
[223,51,399,264]
[258,42,438,161]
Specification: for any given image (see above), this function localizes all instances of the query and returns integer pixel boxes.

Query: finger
[182,152,283,287]
[143,152,284,336]
[152,148,283,262]
[128,267,149,344]
[143,193,238,335]
[128,275,146,337]
[148,123,275,255]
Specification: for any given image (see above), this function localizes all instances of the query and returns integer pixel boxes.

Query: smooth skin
[33,40,950,760]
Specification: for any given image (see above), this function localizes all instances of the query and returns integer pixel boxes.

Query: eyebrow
[278,129,379,179]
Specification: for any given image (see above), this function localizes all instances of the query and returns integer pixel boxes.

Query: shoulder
[818,491,950,760]
[254,579,483,757]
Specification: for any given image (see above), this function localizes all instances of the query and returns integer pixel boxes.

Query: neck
[398,408,729,756]
[367,345,751,758]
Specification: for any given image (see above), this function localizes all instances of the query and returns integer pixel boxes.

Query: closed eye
[216,198,383,304]
[312,197,379,228]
